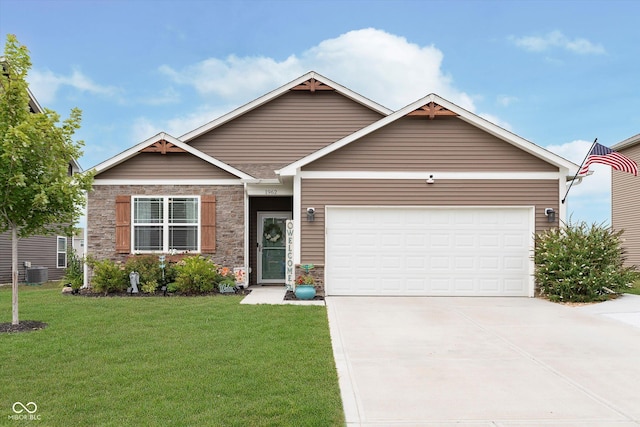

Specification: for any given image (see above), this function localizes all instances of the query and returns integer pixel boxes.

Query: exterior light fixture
[426,174,435,184]
[545,208,556,223]
[306,207,316,222]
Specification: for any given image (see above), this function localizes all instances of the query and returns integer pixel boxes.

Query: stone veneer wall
[87,185,244,268]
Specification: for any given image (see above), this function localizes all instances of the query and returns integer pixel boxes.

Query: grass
[624,277,640,295]
[0,283,344,426]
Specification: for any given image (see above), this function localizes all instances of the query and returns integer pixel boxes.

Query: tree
[0,34,93,325]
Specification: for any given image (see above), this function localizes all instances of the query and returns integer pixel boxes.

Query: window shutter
[201,195,216,253]
[115,195,131,253]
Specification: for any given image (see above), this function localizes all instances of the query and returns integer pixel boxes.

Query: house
[87,71,581,296]
[0,88,79,284]
[612,134,640,268]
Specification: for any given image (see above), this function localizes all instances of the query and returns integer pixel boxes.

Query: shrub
[63,249,84,290]
[124,255,163,285]
[173,255,221,294]
[534,221,638,302]
[87,258,127,295]
[141,280,158,294]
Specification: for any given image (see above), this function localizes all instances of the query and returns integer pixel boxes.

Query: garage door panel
[406,256,426,269]
[430,256,451,270]
[430,233,451,249]
[479,256,500,272]
[326,207,533,296]
[455,234,475,247]
[455,256,476,270]
[479,234,500,248]
[479,279,500,292]
[454,278,475,291]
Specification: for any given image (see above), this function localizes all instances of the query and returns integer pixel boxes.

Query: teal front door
[257,212,291,283]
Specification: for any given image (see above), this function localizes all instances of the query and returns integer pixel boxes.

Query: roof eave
[612,133,640,151]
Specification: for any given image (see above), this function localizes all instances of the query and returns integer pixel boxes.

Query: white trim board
[93,179,245,186]
[299,171,562,180]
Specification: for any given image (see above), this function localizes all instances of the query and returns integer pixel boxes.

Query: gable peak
[407,101,458,119]
[290,77,335,92]
[140,139,186,155]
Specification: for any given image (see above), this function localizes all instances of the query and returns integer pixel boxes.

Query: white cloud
[159,55,303,103]
[511,30,605,55]
[159,28,476,111]
[28,68,120,104]
[301,28,476,111]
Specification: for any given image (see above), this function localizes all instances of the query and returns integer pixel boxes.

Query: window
[133,196,199,252]
[57,236,67,268]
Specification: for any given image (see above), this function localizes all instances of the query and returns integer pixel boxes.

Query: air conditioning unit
[26,267,48,284]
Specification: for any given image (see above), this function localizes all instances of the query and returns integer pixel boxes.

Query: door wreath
[263,223,283,243]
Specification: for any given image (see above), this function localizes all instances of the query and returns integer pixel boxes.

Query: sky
[1,0,639,225]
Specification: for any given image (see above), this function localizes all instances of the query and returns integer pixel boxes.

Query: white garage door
[325,206,534,296]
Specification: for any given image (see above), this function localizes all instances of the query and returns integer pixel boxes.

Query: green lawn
[625,278,640,295]
[0,283,344,426]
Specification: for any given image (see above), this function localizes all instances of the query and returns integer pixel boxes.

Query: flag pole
[561,138,597,205]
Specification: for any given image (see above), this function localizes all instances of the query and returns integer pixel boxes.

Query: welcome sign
[285,220,295,290]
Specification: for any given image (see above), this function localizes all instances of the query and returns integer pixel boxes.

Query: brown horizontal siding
[96,153,238,180]
[304,117,558,172]
[612,143,640,267]
[300,179,559,264]
[0,232,68,283]
[188,91,384,175]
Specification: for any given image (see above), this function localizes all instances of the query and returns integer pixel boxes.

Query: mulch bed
[284,290,325,301]
[66,287,252,298]
[0,320,48,334]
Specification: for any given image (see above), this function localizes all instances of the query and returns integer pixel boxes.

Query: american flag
[579,142,638,176]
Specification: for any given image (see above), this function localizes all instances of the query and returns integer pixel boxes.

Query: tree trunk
[11,224,19,325]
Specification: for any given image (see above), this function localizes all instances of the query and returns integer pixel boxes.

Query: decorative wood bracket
[140,140,186,154]
[407,102,458,119]
[290,78,334,92]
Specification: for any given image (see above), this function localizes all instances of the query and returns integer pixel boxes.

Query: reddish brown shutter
[115,195,131,253]
[201,195,216,253]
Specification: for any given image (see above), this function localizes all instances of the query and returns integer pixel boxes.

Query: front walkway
[240,285,324,306]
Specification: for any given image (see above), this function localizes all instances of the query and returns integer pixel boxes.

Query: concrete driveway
[326,296,640,426]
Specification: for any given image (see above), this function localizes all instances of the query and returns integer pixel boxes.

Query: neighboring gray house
[87,71,580,297]
[612,134,640,268]
[0,88,79,284]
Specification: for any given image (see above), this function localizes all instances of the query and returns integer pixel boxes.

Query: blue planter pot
[294,285,316,300]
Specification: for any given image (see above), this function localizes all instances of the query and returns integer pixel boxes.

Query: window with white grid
[133,196,199,252]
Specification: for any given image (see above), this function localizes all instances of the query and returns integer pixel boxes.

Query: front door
[257,212,291,284]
